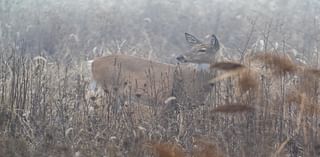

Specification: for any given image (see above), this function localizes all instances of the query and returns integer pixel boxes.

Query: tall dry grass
[1,49,320,156]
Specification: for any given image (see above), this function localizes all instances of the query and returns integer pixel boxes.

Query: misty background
[1,0,320,63]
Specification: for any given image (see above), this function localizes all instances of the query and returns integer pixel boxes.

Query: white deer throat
[196,63,210,72]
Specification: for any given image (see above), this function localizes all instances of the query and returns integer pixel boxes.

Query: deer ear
[211,34,220,51]
[185,33,201,46]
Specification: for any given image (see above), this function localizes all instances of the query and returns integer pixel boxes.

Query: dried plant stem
[273,93,306,157]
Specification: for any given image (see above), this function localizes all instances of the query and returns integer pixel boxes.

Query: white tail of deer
[89,33,220,102]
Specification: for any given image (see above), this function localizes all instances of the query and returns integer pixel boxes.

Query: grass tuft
[211,103,255,113]
[253,53,297,76]
[210,62,246,71]
[149,142,186,157]
[192,138,225,157]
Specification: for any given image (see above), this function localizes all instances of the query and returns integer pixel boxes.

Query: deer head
[176,33,220,64]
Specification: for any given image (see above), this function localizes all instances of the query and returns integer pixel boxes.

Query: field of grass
[1,49,320,157]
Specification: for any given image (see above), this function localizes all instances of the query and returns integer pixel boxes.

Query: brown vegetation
[252,53,298,76]
[210,62,246,71]
[211,103,255,113]
[2,47,320,157]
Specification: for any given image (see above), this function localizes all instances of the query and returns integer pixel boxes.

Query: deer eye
[198,49,206,52]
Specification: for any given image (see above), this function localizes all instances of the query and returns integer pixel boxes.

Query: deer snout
[176,55,187,62]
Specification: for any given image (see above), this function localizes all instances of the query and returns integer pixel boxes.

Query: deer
[89,33,221,107]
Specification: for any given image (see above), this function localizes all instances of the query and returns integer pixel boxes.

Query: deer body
[92,54,181,96]
[90,33,221,102]
[92,55,174,90]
